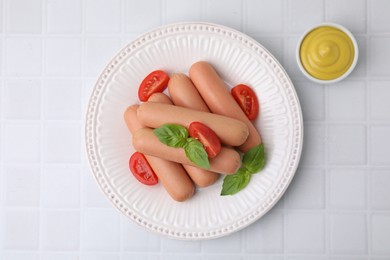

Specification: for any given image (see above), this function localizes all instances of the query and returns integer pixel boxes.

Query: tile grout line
[79,0,88,255]
[0,0,6,253]
[8,74,390,81]
[282,0,289,257]
[323,0,331,257]
[2,118,390,126]
[38,0,47,256]
[6,31,390,37]
[158,0,167,255]
[200,0,206,256]
[283,0,288,258]
[118,0,126,256]
[365,0,372,256]
[240,0,245,256]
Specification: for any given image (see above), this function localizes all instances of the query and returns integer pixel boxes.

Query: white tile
[272,195,285,210]
[41,253,79,260]
[370,81,390,120]
[82,78,96,114]
[86,0,121,33]
[329,258,366,260]
[5,0,41,33]
[84,37,121,76]
[328,81,366,121]
[44,79,82,120]
[47,0,82,33]
[1,252,39,260]
[0,123,2,161]
[371,169,390,210]
[44,123,81,163]
[203,256,242,260]
[286,0,324,33]
[0,40,2,76]
[370,126,390,164]
[6,37,42,76]
[205,0,242,31]
[81,209,120,251]
[246,0,283,33]
[82,166,112,208]
[42,210,80,250]
[4,79,41,120]
[246,257,283,260]
[162,256,200,260]
[165,0,202,24]
[330,213,367,254]
[4,123,40,163]
[81,254,120,260]
[0,81,2,113]
[327,0,366,33]
[369,37,390,76]
[245,211,284,253]
[370,0,390,33]
[286,212,325,253]
[253,37,284,64]
[329,168,366,210]
[285,168,325,209]
[300,124,325,165]
[202,230,241,253]
[161,237,200,253]
[4,165,40,207]
[122,254,160,260]
[371,214,390,255]
[287,258,326,260]
[285,37,303,78]
[294,81,325,121]
[3,210,39,250]
[45,38,81,76]
[0,0,2,33]
[121,216,160,252]
[42,166,80,207]
[328,125,366,165]
[125,0,161,33]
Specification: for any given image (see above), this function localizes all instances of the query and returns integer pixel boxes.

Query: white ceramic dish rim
[85,22,304,240]
[296,22,359,84]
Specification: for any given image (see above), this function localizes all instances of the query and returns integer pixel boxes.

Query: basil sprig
[221,143,265,196]
[153,124,210,169]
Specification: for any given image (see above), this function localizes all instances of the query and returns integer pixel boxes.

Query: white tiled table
[1,0,390,259]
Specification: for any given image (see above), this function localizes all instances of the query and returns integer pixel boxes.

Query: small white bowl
[296,23,359,84]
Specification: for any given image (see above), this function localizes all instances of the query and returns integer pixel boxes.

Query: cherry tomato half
[231,84,259,120]
[138,70,170,102]
[129,152,158,185]
[189,122,221,158]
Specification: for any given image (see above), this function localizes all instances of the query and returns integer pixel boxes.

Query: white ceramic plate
[85,22,303,240]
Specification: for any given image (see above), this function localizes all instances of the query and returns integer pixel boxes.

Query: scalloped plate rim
[85,21,304,240]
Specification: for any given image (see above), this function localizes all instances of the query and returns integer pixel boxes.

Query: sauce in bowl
[297,23,358,83]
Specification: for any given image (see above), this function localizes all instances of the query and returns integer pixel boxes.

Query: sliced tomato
[189,122,221,158]
[231,84,259,120]
[129,152,158,185]
[138,70,170,102]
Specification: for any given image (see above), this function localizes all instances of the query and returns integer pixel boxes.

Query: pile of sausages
[124,61,262,202]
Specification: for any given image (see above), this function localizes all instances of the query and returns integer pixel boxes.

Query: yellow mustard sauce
[299,26,355,80]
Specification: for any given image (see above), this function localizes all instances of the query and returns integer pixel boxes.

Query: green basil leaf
[242,143,266,174]
[220,169,251,196]
[184,138,210,169]
[153,124,188,148]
